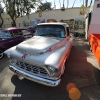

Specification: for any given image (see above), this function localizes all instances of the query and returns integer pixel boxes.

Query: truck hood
[16,36,63,55]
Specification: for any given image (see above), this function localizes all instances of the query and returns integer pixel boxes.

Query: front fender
[45,42,70,69]
[4,46,16,58]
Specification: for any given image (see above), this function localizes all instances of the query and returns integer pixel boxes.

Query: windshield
[35,25,65,38]
[0,30,11,38]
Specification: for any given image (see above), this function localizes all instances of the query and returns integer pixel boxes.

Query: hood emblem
[22,53,27,58]
[47,48,52,52]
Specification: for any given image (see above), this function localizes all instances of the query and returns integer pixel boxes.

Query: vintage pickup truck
[5,22,73,86]
[85,0,100,68]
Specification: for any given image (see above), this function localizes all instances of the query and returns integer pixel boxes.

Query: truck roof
[38,22,69,27]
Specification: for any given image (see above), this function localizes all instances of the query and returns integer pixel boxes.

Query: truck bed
[89,34,100,67]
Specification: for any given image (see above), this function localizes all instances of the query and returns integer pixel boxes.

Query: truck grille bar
[16,61,48,76]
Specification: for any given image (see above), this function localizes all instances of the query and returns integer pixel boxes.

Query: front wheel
[0,49,4,58]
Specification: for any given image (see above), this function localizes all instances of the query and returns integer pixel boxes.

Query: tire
[0,49,4,58]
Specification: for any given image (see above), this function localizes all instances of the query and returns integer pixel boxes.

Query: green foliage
[3,0,41,26]
[80,4,85,8]
[36,1,52,12]
[80,33,85,38]
[0,4,4,13]
[88,4,92,7]
[0,3,4,28]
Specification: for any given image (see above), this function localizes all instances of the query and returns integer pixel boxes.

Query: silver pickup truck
[5,22,73,86]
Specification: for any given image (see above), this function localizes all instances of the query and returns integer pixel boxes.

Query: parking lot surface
[0,37,100,100]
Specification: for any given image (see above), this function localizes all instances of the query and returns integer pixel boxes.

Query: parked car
[5,22,73,86]
[0,27,33,58]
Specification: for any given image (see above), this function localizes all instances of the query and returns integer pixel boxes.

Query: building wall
[1,7,90,33]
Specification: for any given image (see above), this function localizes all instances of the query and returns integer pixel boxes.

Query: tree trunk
[72,0,76,8]
[90,0,92,6]
[0,14,4,28]
[11,19,16,27]
[85,0,88,7]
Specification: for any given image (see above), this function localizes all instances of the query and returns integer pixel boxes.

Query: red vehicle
[85,0,100,68]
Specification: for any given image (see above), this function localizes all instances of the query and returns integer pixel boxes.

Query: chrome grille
[16,61,48,76]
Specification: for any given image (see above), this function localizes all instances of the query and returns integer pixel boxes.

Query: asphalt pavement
[0,37,100,100]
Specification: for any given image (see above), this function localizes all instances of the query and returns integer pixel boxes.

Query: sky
[0,0,94,13]
[42,0,95,9]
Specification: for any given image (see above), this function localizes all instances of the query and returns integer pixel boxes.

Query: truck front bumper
[9,65,61,87]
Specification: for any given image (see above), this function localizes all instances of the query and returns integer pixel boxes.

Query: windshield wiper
[39,34,47,36]
[37,33,57,37]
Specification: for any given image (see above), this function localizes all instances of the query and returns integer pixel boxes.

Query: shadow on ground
[0,56,9,73]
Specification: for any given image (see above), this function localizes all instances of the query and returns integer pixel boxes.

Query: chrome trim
[9,65,61,87]
[16,61,48,76]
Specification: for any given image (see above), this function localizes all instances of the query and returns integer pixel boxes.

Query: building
[1,7,90,33]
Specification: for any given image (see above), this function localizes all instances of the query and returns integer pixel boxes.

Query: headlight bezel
[46,65,60,77]
[10,58,17,64]
[48,66,56,72]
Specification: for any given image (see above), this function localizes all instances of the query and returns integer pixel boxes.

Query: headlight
[7,54,10,58]
[48,66,56,72]
[47,66,57,77]
[10,59,17,64]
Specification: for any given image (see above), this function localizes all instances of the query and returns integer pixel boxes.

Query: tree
[80,4,85,7]
[89,0,92,6]
[0,2,4,28]
[72,0,76,8]
[3,0,41,27]
[36,1,52,12]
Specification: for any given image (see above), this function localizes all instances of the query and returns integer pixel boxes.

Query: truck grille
[16,61,48,76]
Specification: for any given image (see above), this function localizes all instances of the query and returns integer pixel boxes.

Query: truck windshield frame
[35,25,66,38]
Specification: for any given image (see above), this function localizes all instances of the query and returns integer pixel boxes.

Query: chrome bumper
[9,65,61,87]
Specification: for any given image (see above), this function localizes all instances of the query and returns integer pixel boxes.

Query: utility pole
[83,0,84,6]
[90,0,92,6]
[85,0,88,7]
[67,0,69,8]
[54,0,56,9]
[59,0,61,8]
[62,0,65,8]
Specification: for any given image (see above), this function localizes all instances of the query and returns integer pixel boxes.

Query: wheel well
[0,48,5,52]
